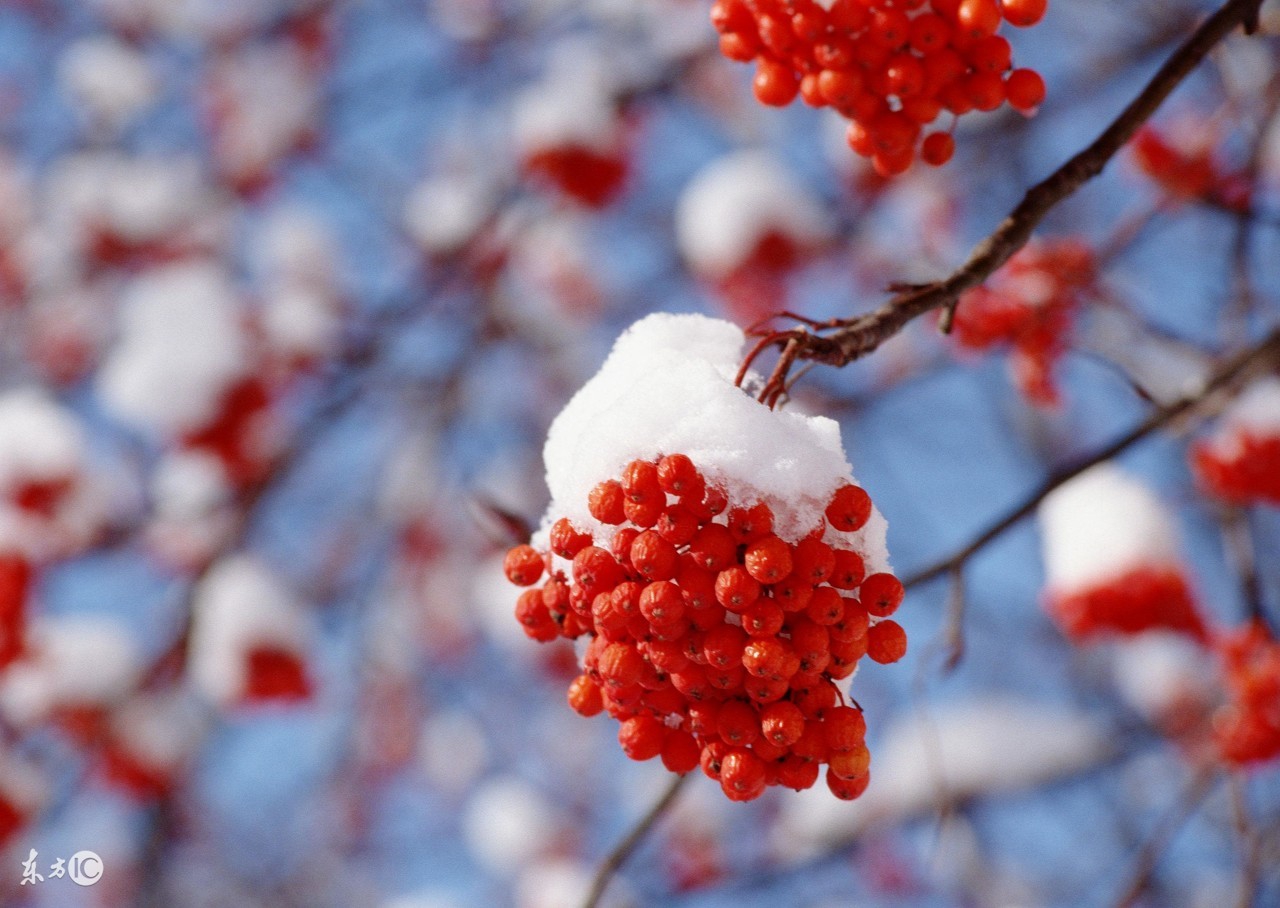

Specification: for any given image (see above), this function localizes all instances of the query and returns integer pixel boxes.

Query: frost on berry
[503,314,904,801]
[710,0,1051,176]
[1038,465,1208,642]
[948,237,1096,407]
[1189,377,1280,506]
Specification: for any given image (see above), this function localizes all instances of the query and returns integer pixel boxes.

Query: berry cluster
[1213,622,1280,765]
[949,237,1095,406]
[504,454,906,801]
[1190,380,1280,507]
[710,0,1048,176]
[1045,566,1207,643]
[1130,124,1249,211]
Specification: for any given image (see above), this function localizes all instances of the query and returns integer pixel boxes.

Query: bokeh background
[0,0,1278,905]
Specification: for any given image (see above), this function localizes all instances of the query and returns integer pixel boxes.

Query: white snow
[0,615,142,724]
[773,698,1111,857]
[1109,632,1217,723]
[538,313,889,569]
[110,690,204,772]
[44,152,209,246]
[512,41,623,156]
[97,261,249,437]
[1215,376,1280,439]
[675,150,832,276]
[419,709,489,794]
[1038,464,1182,592]
[209,41,318,183]
[262,282,341,361]
[461,776,563,875]
[0,388,85,489]
[403,174,497,255]
[187,555,312,706]
[58,36,158,128]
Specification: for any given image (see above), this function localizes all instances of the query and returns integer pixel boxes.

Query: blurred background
[0,0,1277,905]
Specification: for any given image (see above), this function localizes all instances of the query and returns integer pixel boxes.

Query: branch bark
[754,0,1264,396]
[582,772,690,908]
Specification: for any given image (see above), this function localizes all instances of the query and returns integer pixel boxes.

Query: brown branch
[904,325,1280,590]
[752,0,1264,395]
[582,772,691,908]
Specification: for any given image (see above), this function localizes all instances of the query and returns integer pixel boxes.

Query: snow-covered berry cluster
[949,236,1095,406]
[1190,377,1280,506]
[507,459,904,801]
[1039,465,1207,642]
[711,0,1048,176]
[1213,621,1280,766]
[505,313,901,800]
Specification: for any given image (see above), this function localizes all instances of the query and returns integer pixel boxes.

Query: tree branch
[904,325,1280,589]
[750,0,1264,400]
[582,772,691,908]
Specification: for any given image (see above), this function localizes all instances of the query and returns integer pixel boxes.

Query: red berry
[503,545,545,586]
[619,715,667,761]
[867,620,908,664]
[1000,0,1047,27]
[744,535,793,583]
[720,749,768,801]
[921,131,955,167]
[761,700,806,746]
[568,674,604,716]
[825,484,872,532]
[860,573,904,617]
[1006,68,1046,113]
[661,729,701,773]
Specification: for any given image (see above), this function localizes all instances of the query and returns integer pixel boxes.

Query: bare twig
[582,772,691,908]
[1112,763,1221,908]
[748,0,1264,400]
[1231,773,1263,908]
[904,326,1280,590]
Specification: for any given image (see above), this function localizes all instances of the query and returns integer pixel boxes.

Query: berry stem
[581,771,691,908]
[744,0,1266,384]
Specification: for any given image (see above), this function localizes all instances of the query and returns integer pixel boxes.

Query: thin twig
[1231,773,1263,908]
[1112,763,1221,908]
[904,325,1280,590]
[582,772,691,908]
[748,0,1264,392]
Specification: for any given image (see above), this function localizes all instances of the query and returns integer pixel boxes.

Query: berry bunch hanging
[506,313,901,801]
[1212,622,1280,766]
[710,0,1048,176]
[1189,377,1280,506]
[949,236,1095,406]
[506,456,904,801]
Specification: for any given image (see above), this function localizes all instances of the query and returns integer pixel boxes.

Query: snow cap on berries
[538,313,888,569]
[1038,464,1181,592]
[675,151,832,278]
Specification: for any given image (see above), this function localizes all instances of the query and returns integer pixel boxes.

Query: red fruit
[631,531,679,580]
[761,701,806,746]
[588,480,626,524]
[715,566,762,613]
[720,749,768,801]
[662,729,702,773]
[754,59,800,107]
[742,637,789,679]
[826,766,871,799]
[640,580,686,626]
[689,524,738,572]
[921,131,956,167]
[728,502,774,543]
[828,745,871,780]
[829,549,866,589]
[657,453,701,495]
[1000,0,1047,27]
[743,535,793,583]
[777,754,821,790]
[860,573,904,617]
[825,484,872,532]
[503,545,545,586]
[957,0,1001,39]
[867,620,908,664]
[599,643,645,688]
[717,699,760,746]
[568,674,604,716]
[549,518,592,558]
[1006,68,1046,113]
[822,705,867,752]
[619,715,667,761]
